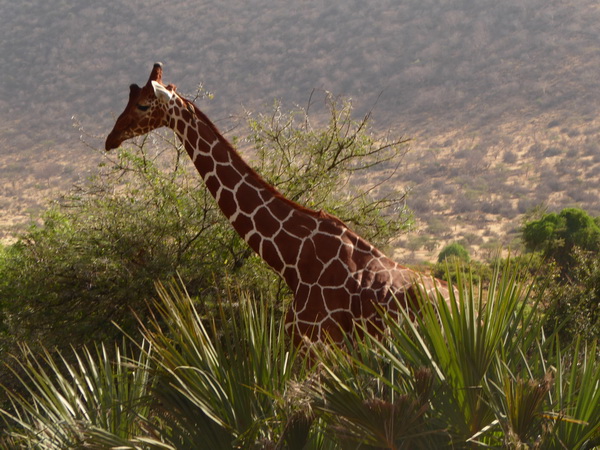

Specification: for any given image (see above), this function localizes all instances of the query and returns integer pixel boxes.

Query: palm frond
[140,280,312,449]
[549,338,600,449]
[0,340,155,449]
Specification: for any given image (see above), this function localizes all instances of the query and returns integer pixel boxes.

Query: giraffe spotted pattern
[106,63,450,345]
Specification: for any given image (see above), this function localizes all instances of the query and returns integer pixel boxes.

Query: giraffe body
[106,63,449,344]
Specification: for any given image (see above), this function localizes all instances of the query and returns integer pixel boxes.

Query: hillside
[1,0,599,261]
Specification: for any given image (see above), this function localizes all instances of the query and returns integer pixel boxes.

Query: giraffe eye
[136,104,150,112]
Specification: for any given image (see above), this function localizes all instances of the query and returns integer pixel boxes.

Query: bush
[541,248,600,343]
[520,207,600,345]
[437,242,470,263]
[522,207,600,272]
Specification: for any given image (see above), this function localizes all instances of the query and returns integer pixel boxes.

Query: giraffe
[105,63,451,345]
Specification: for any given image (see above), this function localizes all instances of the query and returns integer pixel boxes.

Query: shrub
[541,248,600,343]
[522,207,600,272]
[437,242,470,263]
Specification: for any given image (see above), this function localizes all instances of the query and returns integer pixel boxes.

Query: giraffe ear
[151,81,173,103]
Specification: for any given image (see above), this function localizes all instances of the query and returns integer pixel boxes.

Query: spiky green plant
[2,266,598,449]
[306,261,599,448]
[140,281,314,449]
[547,338,600,449]
[366,263,543,444]
[0,341,160,449]
[307,336,449,449]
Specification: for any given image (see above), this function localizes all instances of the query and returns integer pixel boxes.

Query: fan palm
[139,281,313,449]
[0,340,159,449]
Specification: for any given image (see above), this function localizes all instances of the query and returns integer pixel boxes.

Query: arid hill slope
[1,0,599,260]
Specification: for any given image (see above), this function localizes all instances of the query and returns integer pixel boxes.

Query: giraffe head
[105,62,176,150]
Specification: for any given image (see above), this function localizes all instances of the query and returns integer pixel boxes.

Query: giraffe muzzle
[105,131,122,151]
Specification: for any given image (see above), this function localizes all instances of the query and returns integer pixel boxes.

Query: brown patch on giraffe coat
[318,217,345,236]
[337,243,358,273]
[356,294,378,319]
[186,128,198,147]
[311,233,341,262]
[297,242,319,284]
[196,119,218,144]
[354,235,375,253]
[305,285,327,313]
[318,259,350,287]
[284,212,318,238]
[218,189,237,217]
[367,258,387,273]
[254,207,281,238]
[181,108,194,122]
[269,200,293,221]
[293,284,311,310]
[328,310,353,331]
[323,287,352,310]
[231,214,253,237]
[247,233,262,254]
[194,153,214,174]
[320,318,347,343]
[212,145,230,163]
[283,267,299,291]
[236,183,263,214]
[176,120,186,136]
[217,164,243,187]
[260,239,284,272]
[204,175,221,197]
[359,269,376,288]
[274,230,303,265]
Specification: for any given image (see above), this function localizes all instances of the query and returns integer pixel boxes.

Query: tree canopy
[437,242,470,263]
[522,207,600,270]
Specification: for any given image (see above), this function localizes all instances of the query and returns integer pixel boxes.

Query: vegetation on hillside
[519,207,600,344]
[522,207,600,272]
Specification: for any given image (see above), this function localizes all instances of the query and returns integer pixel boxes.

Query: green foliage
[311,262,600,448]
[542,248,600,343]
[0,152,223,351]
[437,242,470,263]
[1,281,314,449]
[522,207,600,270]
[0,341,157,449]
[432,243,490,285]
[1,268,599,448]
[140,282,312,449]
[521,208,600,344]
[307,335,449,448]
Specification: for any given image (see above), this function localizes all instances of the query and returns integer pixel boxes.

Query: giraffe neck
[167,96,319,289]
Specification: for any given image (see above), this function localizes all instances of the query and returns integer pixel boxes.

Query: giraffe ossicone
[106,63,451,345]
